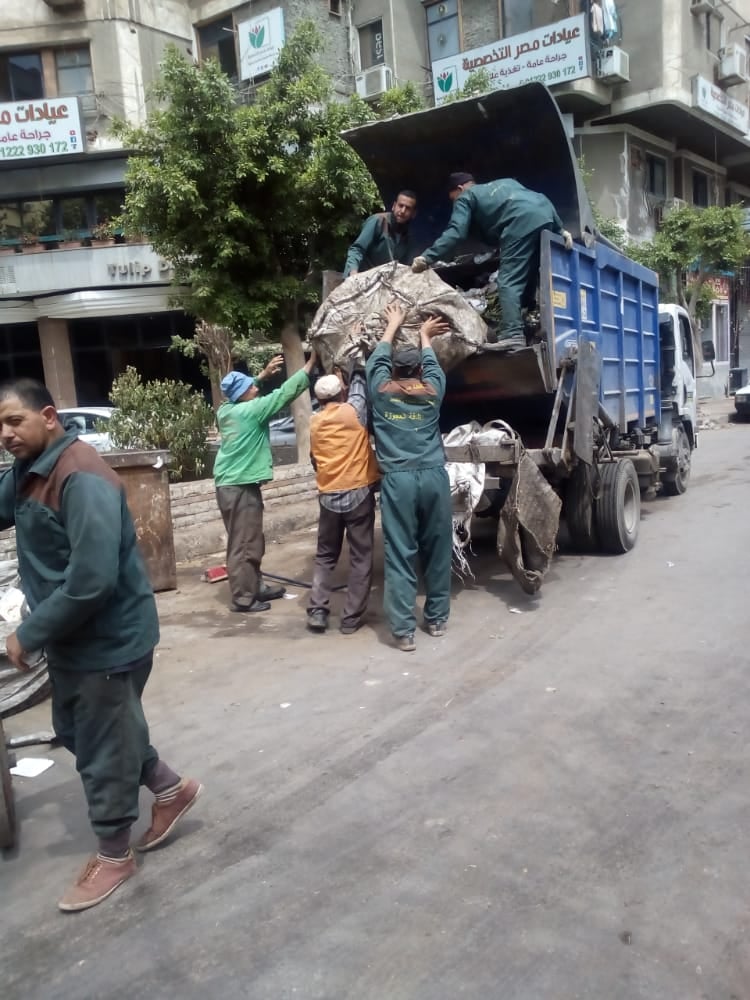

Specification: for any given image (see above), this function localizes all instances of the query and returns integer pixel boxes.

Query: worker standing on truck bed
[412,173,574,346]
[343,190,419,277]
[365,303,453,652]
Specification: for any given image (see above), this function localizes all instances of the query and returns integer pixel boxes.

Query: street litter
[545,687,557,693]
[282,593,298,600]
[279,702,291,709]
[10,757,54,778]
[509,607,523,615]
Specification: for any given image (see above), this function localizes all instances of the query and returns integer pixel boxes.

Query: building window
[713,302,729,364]
[359,20,385,71]
[329,0,342,15]
[55,48,94,97]
[0,52,44,102]
[426,1,460,63]
[197,16,238,79]
[693,170,710,207]
[646,155,667,200]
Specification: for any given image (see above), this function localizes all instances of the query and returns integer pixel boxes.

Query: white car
[58,407,114,452]
[735,384,750,420]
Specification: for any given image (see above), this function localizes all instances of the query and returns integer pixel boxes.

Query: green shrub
[108,367,214,480]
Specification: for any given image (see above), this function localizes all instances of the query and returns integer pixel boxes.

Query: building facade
[3,0,750,402]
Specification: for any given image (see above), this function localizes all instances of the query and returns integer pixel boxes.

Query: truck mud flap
[498,453,562,594]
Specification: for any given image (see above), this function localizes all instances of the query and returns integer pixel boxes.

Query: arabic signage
[431,14,589,104]
[0,97,84,161]
[691,75,750,134]
[238,7,285,80]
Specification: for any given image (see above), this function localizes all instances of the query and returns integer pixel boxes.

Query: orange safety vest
[310,402,380,493]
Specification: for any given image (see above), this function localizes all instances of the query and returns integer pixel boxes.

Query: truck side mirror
[702,341,716,363]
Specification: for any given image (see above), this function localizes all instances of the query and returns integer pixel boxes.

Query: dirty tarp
[0,559,49,719]
[308,262,488,373]
[498,454,562,595]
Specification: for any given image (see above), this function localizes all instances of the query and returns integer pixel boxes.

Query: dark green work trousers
[49,653,159,839]
[379,467,452,637]
[497,225,551,339]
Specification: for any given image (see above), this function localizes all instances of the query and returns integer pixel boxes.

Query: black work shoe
[307,610,329,632]
[231,599,271,613]
[259,584,286,601]
[339,621,361,635]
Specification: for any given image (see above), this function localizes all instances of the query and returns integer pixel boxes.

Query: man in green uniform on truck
[412,173,574,345]
[366,303,452,652]
[343,190,418,277]
[214,350,318,613]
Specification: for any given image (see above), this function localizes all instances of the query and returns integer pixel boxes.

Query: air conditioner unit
[79,93,97,114]
[597,47,630,83]
[665,197,688,213]
[718,44,749,85]
[355,65,393,100]
[690,0,718,14]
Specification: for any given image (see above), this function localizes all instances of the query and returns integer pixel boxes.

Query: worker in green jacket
[413,173,574,345]
[214,350,318,612]
[0,378,201,912]
[343,190,418,277]
[366,303,453,652]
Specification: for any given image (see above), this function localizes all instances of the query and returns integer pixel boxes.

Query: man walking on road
[343,190,418,277]
[412,173,573,345]
[0,378,201,912]
[214,351,318,612]
[366,304,452,651]
[307,369,380,635]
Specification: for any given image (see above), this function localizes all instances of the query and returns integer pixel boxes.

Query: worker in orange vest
[307,370,380,634]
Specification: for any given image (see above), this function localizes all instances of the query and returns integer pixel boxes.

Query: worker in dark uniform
[343,190,418,277]
[365,303,452,652]
[412,173,573,345]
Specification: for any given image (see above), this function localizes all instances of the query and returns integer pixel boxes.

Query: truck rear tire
[596,459,640,554]
[663,425,691,496]
[565,463,598,551]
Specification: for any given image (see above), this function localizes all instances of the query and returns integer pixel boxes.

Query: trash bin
[104,450,177,592]
[729,368,748,394]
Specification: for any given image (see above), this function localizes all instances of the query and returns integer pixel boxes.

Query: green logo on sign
[249,23,265,49]
[437,70,454,93]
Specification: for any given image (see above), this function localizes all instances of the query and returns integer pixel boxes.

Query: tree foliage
[108,368,215,481]
[443,68,494,104]
[626,204,750,328]
[375,81,426,118]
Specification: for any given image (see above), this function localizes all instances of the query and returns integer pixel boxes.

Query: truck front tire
[596,459,640,554]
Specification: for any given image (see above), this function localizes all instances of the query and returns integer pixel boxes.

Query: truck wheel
[564,463,598,551]
[663,425,691,496]
[596,459,640,554]
[0,720,15,849]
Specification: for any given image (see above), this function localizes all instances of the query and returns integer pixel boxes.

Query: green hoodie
[213,369,310,487]
[0,431,159,672]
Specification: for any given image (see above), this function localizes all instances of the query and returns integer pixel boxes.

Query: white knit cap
[314,374,343,400]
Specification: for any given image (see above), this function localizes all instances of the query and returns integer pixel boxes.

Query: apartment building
[2,1,750,402]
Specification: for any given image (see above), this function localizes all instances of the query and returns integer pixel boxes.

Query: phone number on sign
[0,141,69,158]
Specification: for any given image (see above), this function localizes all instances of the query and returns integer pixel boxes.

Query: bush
[108,367,214,480]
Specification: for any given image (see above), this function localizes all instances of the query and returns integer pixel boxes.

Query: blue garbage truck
[342,84,696,584]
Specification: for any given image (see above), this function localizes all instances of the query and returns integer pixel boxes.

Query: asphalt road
[2,416,749,1000]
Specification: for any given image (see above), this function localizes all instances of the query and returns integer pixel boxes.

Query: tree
[443,68,494,104]
[113,21,380,458]
[627,204,750,353]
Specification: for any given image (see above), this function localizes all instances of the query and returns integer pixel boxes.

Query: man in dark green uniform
[366,304,452,652]
[0,378,201,912]
[343,190,418,277]
[413,173,573,344]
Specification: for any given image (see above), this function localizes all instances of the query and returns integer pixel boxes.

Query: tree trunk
[208,361,223,413]
[280,320,312,465]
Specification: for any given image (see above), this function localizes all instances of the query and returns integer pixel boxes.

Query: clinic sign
[238,7,285,80]
[432,14,589,104]
[691,75,749,134]
[0,97,84,161]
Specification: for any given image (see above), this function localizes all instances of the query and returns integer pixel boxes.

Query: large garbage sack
[308,262,488,373]
[0,558,49,719]
[498,455,562,595]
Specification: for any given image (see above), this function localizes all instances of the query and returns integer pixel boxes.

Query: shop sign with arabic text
[0,97,85,160]
[431,14,589,103]
[238,7,285,80]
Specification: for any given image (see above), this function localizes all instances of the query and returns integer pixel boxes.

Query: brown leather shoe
[58,851,136,912]
[135,777,203,852]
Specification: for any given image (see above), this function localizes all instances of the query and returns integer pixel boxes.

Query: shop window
[60,197,89,235]
[55,47,94,98]
[0,51,44,102]
[426,1,460,63]
[646,155,667,200]
[94,191,123,226]
[359,20,386,71]
[197,16,238,79]
[692,170,709,208]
